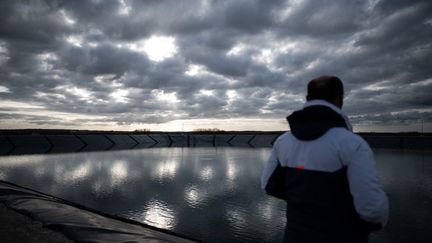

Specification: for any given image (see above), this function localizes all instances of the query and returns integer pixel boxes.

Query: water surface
[0,148,430,243]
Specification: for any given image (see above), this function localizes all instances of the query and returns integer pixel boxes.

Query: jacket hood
[287,105,348,141]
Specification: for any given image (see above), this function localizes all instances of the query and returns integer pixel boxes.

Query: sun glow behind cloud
[127,36,177,62]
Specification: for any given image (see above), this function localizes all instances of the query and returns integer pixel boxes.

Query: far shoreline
[1,128,430,136]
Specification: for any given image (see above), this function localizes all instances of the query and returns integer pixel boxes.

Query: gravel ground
[0,204,73,243]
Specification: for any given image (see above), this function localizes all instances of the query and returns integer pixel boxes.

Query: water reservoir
[0,147,430,243]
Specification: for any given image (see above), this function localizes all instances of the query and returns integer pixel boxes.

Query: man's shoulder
[277,131,294,140]
[329,127,363,138]
[326,128,369,149]
[275,129,363,141]
[274,129,369,149]
[273,132,294,145]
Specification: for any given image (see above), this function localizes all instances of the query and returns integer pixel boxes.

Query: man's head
[306,75,344,108]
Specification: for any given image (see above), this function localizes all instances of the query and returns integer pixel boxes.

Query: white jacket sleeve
[342,137,389,226]
[261,146,280,189]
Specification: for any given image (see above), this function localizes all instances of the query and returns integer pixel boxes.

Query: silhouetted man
[261,76,388,243]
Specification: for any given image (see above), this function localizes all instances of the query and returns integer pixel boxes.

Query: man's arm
[261,139,291,201]
[342,136,389,228]
[261,147,280,190]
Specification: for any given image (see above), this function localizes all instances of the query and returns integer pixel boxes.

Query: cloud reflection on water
[0,147,287,243]
[199,165,214,181]
[141,199,177,230]
[153,160,179,181]
[110,160,129,186]
[184,185,207,209]
[64,161,92,182]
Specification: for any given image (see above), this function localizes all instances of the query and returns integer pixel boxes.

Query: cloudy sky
[0,0,431,132]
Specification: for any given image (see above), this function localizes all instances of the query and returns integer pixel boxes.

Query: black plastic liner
[2,133,430,155]
[0,133,279,155]
[0,180,199,243]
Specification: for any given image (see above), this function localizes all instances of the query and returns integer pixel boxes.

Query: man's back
[273,128,365,172]
[261,98,388,243]
[266,128,386,242]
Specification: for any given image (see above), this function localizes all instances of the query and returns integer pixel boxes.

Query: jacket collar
[303,100,353,132]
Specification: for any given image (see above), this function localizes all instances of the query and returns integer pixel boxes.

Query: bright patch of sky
[185,64,205,76]
[0,100,44,109]
[110,89,129,103]
[153,90,179,103]
[410,78,432,87]
[117,0,131,15]
[0,85,10,93]
[199,89,213,96]
[60,9,76,25]
[66,35,83,47]
[363,81,391,91]
[227,43,246,56]
[127,36,177,62]
[35,91,66,100]
[37,52,58,71]
[0,41,9,65]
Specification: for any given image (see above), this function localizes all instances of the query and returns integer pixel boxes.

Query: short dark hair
[306,76,344,103]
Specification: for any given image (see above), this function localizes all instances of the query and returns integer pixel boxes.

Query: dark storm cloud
[1,0,431,129]
[57,44,150,76]
[275,0,369,37]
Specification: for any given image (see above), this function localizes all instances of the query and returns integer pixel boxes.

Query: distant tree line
[192,128,224,132]
[134,128,151,132]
